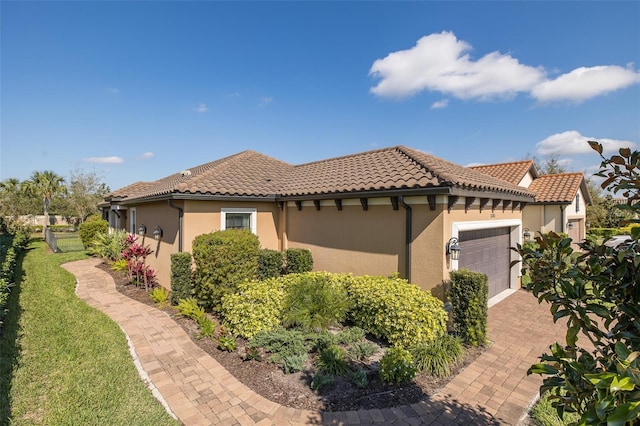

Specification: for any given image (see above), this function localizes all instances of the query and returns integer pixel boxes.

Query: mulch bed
[98,261,484,412]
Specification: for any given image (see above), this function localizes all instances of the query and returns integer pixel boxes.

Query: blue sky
[2,1,639,192]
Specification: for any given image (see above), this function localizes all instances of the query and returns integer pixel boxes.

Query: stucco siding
[285,200,405,279]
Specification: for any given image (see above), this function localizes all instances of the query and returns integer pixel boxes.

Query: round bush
[379,347,416,384]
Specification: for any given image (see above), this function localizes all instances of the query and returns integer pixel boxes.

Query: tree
[21,170,67,233]
[65,169,110,223]
[0,178,39,223]
[518,141,639,425]
[524,153,569,175]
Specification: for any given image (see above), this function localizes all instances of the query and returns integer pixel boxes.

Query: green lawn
[0,240,178,425]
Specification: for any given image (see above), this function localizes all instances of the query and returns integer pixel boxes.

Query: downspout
[560,205,565,234]
[398,195,412,283]
[168,199,183,252]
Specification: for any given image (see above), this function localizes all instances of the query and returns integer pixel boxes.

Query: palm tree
[22,170,67,233]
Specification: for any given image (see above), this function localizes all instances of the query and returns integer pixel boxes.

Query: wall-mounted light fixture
[567,222,574,230]
[523,228,531,241]
[446,237,461,261]
[137,224,146,236]
[153,226,163,241]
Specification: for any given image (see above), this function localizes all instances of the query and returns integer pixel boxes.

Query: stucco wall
[285,199,405,278]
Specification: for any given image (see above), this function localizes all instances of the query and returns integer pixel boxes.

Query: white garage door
[458,227,511,298]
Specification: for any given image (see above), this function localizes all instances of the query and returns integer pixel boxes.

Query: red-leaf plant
[121,234,158,290]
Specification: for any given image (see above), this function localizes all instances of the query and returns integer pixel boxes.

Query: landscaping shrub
[176,297,205,322]
[248,328,309,373]
[192,230,260,310]
[410,333,464,377]
[281,272,349,332]
[336,326,366,345]
[347,341,377,361]
[88,229,128,261]
[0,228,30,330]
[78,215,108,249]
[310,373,334,391]
[346,275,448,348]
[257,248,283,280]
[120,234,157,290]
[220,277,286,339]
[379,347,416,384]
[197,315,216,338]
[315,345,351,377]
[350,369,369,388]
[448,269,488,346]
[149,287,170,306]
[283,248,313,274]
[171,252,193,305]
[308,330,338,352]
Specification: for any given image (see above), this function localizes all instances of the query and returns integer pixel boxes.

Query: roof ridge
[292,145,403,168]
[536,171,584,178]
[471,159,534,168]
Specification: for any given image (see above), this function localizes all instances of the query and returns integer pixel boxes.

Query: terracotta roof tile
[108,146,535,203]
[469,161,535,186]
[528,173,585,203]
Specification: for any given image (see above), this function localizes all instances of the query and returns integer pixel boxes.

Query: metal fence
[44,228,85,253]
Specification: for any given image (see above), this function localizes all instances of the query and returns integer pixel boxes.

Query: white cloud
[227,92,240,98]
[536,130,637,156]
[369,31,545,100]
[369,31,640,104]
[83,156,124,164]
[531,65,640,103]
[431,99,449,109]
[259,96,273,106]
[195,102,208,113]
[136,152,155,160]
[106,87,120,94]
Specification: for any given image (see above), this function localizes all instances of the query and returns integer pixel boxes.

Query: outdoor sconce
[523,228,531,241]
[153,226,163,241]
[446,237,461,261]
[567,222,574,230]
[137,224,146,236]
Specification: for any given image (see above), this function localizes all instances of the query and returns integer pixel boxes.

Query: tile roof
[527,172,585,203]
[106,146,534,204]
[469,161,536,186]
[106,150,294,202]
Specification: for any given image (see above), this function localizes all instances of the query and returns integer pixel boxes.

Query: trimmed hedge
[192,230,260,310]
[449,269,488,346]
[346,275,448,348]
[283,248,313,274]
[171,252,193,305]
[78,217,108,249]
[220,277,287,339]
[257,249,283,280]
[0,228,30,330]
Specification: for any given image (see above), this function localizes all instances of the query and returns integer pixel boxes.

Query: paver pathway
[63,258,568,425]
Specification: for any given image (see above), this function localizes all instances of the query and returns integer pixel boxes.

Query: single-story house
[101,146,537,302]
[469,160,591,248]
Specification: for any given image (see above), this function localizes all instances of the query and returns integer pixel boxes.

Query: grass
[530,392,581,426]
[0,239,178,425]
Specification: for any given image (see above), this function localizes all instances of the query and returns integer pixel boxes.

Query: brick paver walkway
[63,258,567,425]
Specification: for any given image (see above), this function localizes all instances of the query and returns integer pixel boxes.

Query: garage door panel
[458,228,510,298]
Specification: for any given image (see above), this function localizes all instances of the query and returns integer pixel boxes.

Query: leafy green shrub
[410,334,464,377]
[337,326,366,345]
[350,369,368,388]
[379,347,416,384]
[307,330,337,353]
[78,216,108,249]
[257,249,283,280]
[0,230,29,330]
[248,328,309,373]
[282,272,349,332]
[347,341,377,361]
[315,345,351,377]
[176,297,205,322]
[310,373,334,391]
[218,335,237,352]
[111,259,128,272]
[448,269,488,346]
[346,275,447,348]
[88,229,129,261]
[220,277,286,339]
[171,252,193,305]
[149,287,170,306]
[283,248,313,274]
[198,315,216,338]
[192,230,260,310]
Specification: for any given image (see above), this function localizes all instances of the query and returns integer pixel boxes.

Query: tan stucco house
[470,160,592,248]
[102,146,537,303]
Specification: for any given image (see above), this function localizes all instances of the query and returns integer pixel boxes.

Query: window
[576,193,580,213]
[220,208,257,234]
[129,208,137,234]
